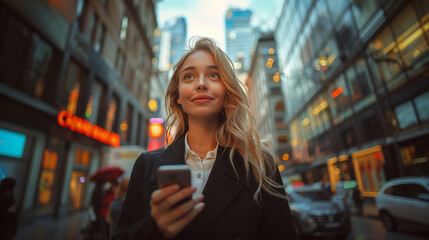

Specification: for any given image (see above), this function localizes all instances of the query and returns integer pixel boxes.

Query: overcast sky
[156,0,284,50]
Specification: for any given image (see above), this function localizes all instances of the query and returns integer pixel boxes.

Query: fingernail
[196,202,205,210]
[194,194,204,201]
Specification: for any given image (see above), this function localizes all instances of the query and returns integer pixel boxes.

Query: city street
[13,204,429,240]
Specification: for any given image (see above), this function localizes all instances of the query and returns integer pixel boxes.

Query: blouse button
[197,173,202,179]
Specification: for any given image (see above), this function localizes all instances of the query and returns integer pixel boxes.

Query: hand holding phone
[151,165,205,238]
[157,165,192,208]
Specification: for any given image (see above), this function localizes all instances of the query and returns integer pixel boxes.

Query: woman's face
[177,50,226,120]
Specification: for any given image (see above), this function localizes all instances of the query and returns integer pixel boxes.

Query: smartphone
[156,165,192,208]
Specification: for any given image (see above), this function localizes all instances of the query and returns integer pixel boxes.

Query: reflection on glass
[394,101,418,130]
[69,170,87,211]
[351,0,378,29]
[106,97,118,132]
[366,27,405,91]
[309,94,330,136]
[414,91,429,122]
[390,4,429,68]
[328,75,352,125]
[335,9,357,50]
[64,60,84,115]
[414,0,429,41]
[120,104,133,142]
[85,80,103,124]
[37,150,58,211]
[326,0,350,23]
[346,58,375,112]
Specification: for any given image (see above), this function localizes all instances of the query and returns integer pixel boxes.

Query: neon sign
[57,110,120,147]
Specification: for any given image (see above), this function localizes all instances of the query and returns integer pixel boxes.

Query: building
[247,33,289,166]
[275,0,429,196]
[165,16,187,67]
[0,0,157,223]
[225,8,260,74]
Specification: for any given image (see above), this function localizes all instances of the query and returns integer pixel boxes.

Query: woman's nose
[196,75,207,90]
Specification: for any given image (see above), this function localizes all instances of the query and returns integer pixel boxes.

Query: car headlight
[299,212,317,232]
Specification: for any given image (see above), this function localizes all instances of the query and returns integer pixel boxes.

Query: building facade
[275,0,429,196]
[225,8,260,73]
[247,33,289,166]
[0,0,157,223]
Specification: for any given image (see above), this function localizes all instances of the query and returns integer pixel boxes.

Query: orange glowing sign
[57,110,120,147]
[149,123,163,138]
[331,87,344,99]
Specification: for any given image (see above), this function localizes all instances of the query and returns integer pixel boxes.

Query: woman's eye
[209,73,219,79]
[184,74,194,80]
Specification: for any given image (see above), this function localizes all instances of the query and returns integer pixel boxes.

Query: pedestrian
[85,181,104,240]
[107,177,130,236]
[352,186,364,216]
[113,37,297,239]
[100,181,117,239]
[0,177,18,240]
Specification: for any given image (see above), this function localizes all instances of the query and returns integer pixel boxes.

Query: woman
[113,37,297,240]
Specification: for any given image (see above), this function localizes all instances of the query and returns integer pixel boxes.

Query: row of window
[0,5,146,146]
[279,0,429,120]
[285,0,429,150]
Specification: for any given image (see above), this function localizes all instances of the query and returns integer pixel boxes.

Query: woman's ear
[177,97,182,104]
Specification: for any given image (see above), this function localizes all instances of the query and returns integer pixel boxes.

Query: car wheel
[380,211,397,231]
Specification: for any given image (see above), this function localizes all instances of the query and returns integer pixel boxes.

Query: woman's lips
[191,95,214,103]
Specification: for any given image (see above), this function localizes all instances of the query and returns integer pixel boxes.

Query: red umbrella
[90,166,125,183]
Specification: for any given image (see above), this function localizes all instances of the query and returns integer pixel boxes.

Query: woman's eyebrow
[181,65,218,74]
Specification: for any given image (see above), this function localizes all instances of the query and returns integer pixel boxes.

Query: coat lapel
[193,146,245,238]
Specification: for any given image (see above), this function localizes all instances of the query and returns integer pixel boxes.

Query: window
[326,0,350,23]
[94,25,105,52]
[1,16,29,88]
[120,15,128,40]
[414,0,429,41]
[351,0,379,30]
[366,27,406,91]
[315,34,340,81]
[390,4,429,68]
[105,95,119,132]
[392,184,428,199]
[335,9,357,50]
[309,95,330,136]
[76,0,88,32]
[328,75,352,125]
[346,58,374,112]
[115,50,125,75]
[414,91,429,122]
[394,101,418,130]
[63,60,86,115]
[23,35,53,98]
[120,104,133,142]
[85,80,104,124]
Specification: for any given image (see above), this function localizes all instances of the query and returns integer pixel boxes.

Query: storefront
[352,146,386,197]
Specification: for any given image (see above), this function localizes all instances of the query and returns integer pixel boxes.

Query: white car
[375,177,429,231]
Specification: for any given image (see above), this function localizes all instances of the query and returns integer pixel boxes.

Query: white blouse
[184,133,218,196]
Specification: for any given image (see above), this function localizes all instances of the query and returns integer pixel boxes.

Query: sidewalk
[13,210,89,240]
[351,199,379,220]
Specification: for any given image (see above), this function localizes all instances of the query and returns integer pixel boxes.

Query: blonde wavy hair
[165,37,285,200]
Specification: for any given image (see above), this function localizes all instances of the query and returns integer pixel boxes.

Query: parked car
[375,177,429,231]
[286,186,351,239]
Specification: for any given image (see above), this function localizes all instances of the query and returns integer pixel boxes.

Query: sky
[156,0,285,50]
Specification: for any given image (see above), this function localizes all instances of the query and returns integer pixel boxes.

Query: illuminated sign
[331,87,344,98]
[57,110,120,147]
[0,128,26,158]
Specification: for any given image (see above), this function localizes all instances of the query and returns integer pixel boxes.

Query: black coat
[113,135,297,240]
